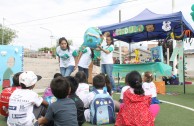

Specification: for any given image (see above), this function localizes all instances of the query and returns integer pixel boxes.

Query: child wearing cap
[7,71,48,126]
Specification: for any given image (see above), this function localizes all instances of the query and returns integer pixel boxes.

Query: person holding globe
[97,34,116,91]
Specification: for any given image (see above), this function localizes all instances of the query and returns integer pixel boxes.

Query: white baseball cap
[19,71,42,87]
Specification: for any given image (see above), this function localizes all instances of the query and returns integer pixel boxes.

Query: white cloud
[0,0,193,50]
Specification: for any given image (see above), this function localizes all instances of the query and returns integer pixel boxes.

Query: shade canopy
[99,9,194,43]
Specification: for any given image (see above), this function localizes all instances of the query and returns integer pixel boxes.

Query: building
[113,50,128,64]
[127,48,151,62]
[147,44,158,51]
[185,49,194,77]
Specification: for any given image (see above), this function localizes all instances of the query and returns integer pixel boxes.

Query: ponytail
[133,81,144,95]
[125,71,144,95]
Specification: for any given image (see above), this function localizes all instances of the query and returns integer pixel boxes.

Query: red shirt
[116,90,154,126]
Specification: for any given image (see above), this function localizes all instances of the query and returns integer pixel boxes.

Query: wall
[185,54,194,77]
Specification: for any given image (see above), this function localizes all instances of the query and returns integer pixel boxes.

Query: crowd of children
[0,69,160,126]
[1,37,160,126]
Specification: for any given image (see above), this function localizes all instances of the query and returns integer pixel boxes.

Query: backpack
[0,86,20,116]
[90,88,115,125]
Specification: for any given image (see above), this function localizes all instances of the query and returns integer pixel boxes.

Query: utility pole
[40,27,53,48]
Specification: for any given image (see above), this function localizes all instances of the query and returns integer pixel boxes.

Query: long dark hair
[90,48,94,59]
[59,37,70,51]
[125,71,144,95]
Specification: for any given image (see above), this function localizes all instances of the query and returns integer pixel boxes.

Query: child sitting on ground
[38,77,78,126]
[143,71,160,104]
[99,73,112,95]
[0,72,22,117]
[66,76,85,126]
[43,73,62,99]
[7,71,48,126]
[115,71,154,126]
[84,74,115,124]
[75,71,89,102]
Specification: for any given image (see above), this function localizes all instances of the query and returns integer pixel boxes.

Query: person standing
[77,46,94,79]
[56,37,78,77]
[97,35,116,91]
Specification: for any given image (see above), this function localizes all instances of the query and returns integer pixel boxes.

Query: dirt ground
[23,57,101,91]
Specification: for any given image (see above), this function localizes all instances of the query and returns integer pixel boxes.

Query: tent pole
[167,48,170,65]
[119,10,122,64]
[181,21,186,94]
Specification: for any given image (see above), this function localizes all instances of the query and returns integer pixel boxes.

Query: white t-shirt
[78,47,92,69]
[75,83,90,102]
[56,46,76,68]
[142,82,157,97]
[7,89,43,126]
[120,86,134,100]
[100,45,114,64]
[83,89,110,122]
[101,37,106,46]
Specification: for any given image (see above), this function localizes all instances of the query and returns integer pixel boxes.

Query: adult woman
[77,46,94,79]
[97,35,116,91]
[56,37,78,76]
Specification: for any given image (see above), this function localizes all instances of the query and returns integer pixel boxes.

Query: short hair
[12,72,22,87]
[66,76,79,94]
[93,75,105,89]
[20,83,34,89]
[50,77,70,99]
[99,73,111,95]
[53,73,62,78]
[75,71,87,83]
[144,71,153,83]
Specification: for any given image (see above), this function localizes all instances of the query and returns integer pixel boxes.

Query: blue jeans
[78,66,89,79]
[101,64,116,91]
[60,66,74,77]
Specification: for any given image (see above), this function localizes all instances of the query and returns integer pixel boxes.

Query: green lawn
[1,85,194,126]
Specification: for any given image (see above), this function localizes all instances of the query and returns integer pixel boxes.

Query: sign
[0,46,23,93]
[113,25,144,36]
[150,46,164,62]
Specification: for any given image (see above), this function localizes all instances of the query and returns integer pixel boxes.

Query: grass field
[1,85,194,126]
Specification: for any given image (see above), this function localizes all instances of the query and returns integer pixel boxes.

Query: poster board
[0,45,23,92]
[150,46,164,62]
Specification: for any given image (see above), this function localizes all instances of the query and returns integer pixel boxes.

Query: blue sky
[0,0,193,50]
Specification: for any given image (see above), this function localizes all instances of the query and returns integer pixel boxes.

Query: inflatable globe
[83,27,103,48]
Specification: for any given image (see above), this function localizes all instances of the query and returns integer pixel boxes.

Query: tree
[38,46,56,58]
[38,47,50,52]
[0,24,17,45]
[191,4,194,21]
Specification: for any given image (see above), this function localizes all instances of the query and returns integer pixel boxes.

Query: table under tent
[99,9,194,93]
